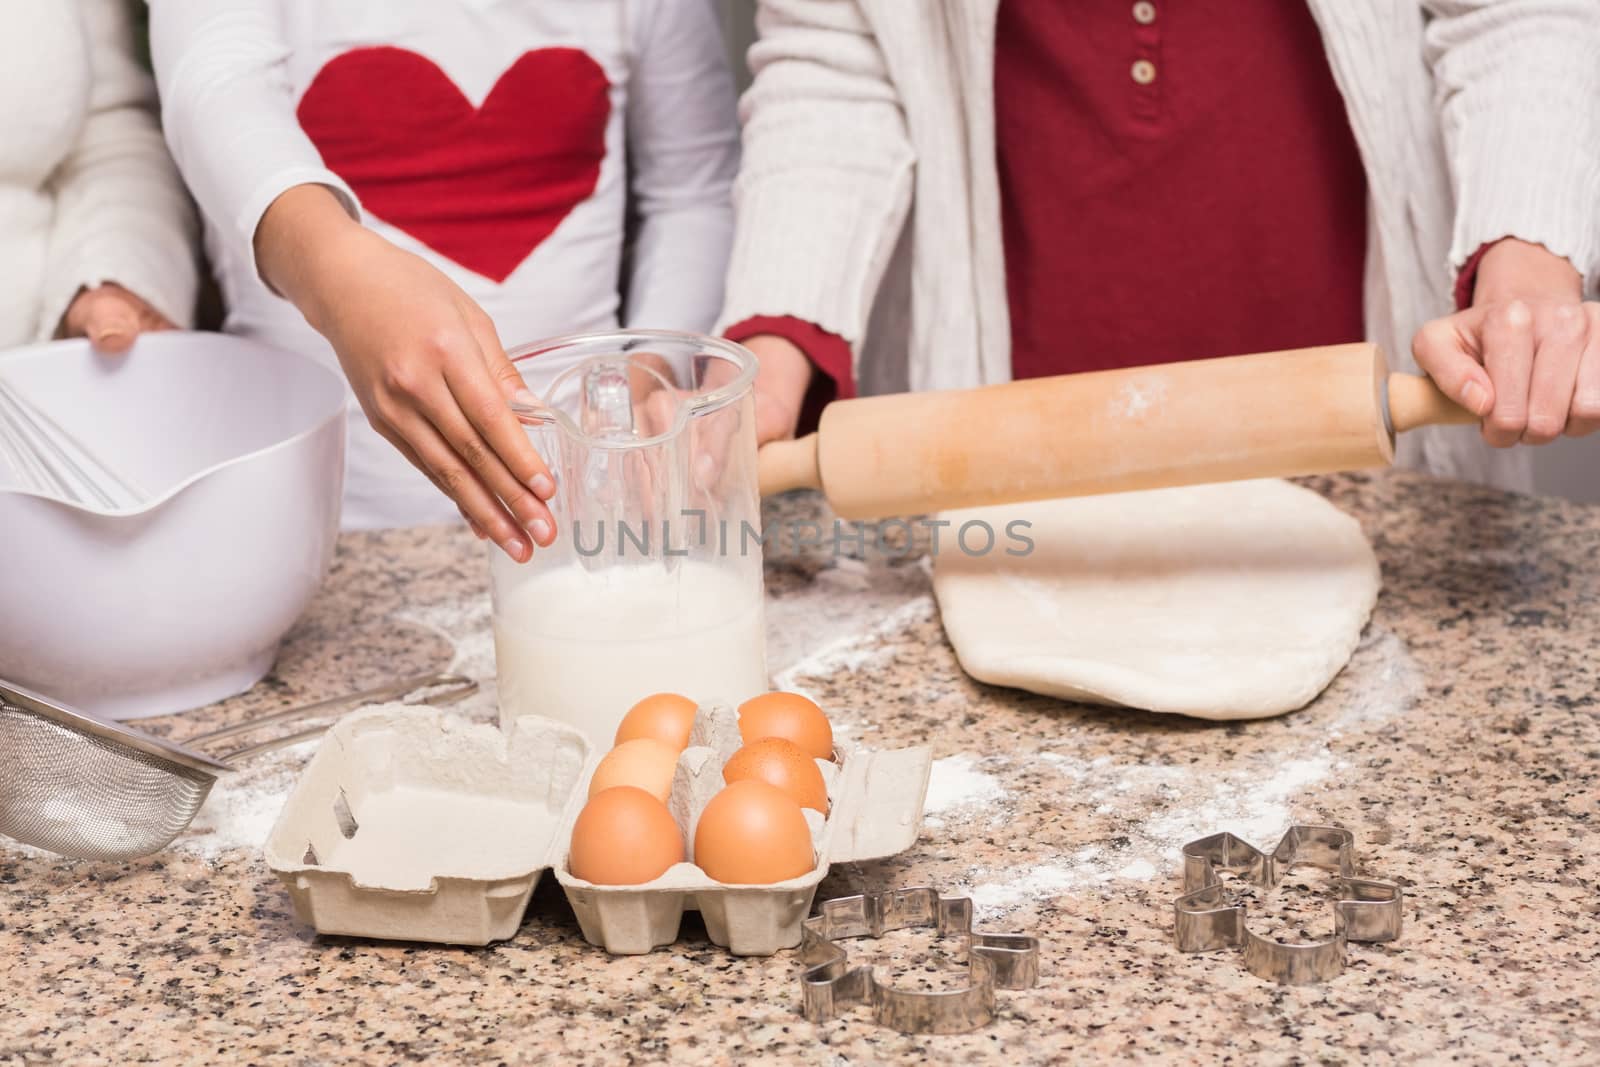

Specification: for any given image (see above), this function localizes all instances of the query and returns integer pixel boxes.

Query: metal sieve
[0,671,477,861]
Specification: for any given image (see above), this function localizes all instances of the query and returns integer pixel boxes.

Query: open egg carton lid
[264,703,932,953]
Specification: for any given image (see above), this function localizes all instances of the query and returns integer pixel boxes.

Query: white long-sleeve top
[149,0,740,529]
[0,0,197,347]
[718,0,1600,491]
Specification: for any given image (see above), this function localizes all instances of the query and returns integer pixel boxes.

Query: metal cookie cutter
[800,887,1040,1033]
[1173,824,1403,985]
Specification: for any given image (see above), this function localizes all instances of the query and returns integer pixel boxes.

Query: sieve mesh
[0,702,216,861]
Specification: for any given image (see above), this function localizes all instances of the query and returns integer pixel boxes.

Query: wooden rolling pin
[756,342,1478,519]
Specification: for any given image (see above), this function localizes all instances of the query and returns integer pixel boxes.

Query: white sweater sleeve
[36,0,199,339]
[1424,0,1600,296]
[621,0,741,332]
[714,0,914,345]
[147,0,360,287]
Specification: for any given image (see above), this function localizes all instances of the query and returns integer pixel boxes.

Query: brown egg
[693,780,815,884]
[614,692,699,752]
[723,737,829,812]
[737,691,833,761]
[568,786,684,885]
[588,738,679,802]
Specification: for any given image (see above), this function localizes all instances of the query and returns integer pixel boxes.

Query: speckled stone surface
[3,471,1598,1065]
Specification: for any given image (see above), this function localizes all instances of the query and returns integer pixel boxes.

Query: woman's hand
[1412,238,1600,444]
[60,284,174,352]
[256,185,557,561]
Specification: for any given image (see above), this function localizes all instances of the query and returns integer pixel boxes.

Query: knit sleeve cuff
[36,245,199,342]
[1452,240,1498,311]
[1443,83,1600,300]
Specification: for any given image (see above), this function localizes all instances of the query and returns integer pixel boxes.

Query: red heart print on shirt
[297,46,611,283]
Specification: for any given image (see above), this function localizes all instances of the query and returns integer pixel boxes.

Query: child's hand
[1412,239,1600,445]
[60,284,174,352]
[311,231,558,561]
[257,185,557,562]
[742,334,815,445]
[624,336,813,507]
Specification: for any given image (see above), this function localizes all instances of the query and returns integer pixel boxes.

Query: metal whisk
[0,377,149,509]
[0,672,477,861]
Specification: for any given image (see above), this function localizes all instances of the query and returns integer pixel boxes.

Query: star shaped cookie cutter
[799,887,1041,1033]
[1173,824,1403,985]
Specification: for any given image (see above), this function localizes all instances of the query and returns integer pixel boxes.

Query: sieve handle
[192,671,479,760]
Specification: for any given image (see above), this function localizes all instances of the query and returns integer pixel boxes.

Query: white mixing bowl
[0,333,346,719]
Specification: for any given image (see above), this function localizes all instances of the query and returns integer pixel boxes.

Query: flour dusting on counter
[1326,626,1425,733]
[923,754,1010,821]
[397,595,501,719]
[947,627,1421,915]
[169,592,502,861]
[968,861,1086,913]
[771,594,935,692]
[177,742,319,858]
[953,752,1338,915]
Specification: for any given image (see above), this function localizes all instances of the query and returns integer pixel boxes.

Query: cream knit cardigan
[718,0,1600,489]
[0,0,196,348]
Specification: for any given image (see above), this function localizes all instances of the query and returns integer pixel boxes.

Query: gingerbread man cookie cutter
[799,887,1041,1033]
[1173,824,1403,985]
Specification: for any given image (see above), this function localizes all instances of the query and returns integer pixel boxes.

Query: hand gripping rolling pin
[756,342,1477,519]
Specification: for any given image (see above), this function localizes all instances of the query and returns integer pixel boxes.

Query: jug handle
[509,399,561,427]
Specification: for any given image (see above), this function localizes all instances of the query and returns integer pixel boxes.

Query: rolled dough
[930,479,1380,720]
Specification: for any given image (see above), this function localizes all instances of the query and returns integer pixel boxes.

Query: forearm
[717,0,913,344]
[149,0,359,274]
[41,120,198,337]
[40,0,198,336]
[253,183,368,327]
[1424,0,1600,294]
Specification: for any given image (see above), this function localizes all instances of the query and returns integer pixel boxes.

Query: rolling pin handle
[758,432,824,496]
[1386,373,1480,435]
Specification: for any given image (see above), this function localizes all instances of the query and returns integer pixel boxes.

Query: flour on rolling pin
[759,341,1472,519]
[1110,376,1168,420]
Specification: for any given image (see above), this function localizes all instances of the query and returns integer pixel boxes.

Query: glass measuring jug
[489,330,770,746]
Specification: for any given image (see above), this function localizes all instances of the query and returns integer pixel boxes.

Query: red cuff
[724,314,855,434]
[1454,241,1500,311]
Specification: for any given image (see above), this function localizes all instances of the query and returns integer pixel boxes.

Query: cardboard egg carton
[263,708,591,946]
[264,703,931,954]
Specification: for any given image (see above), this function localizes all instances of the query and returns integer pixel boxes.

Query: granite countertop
[3,470,1598,1065]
